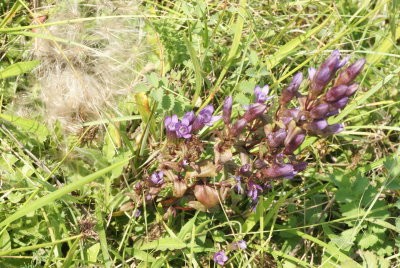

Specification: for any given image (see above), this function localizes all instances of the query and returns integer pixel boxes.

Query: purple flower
[183,111,196,124]
[267,128,287,148]
[321,123,344,135]
[192,105,221,131]
[335,58,366,86]
[239,164,251,175]
[164,115,179,138]
[254,85,272,103]
[305,119,328,133]
[223,96,233,125]
[243,103,267,122]
[310,50,348,98]
[326,85,348,102]
[150,171,164,185]
[175,118,193,139]
[134,209,141,218]
[310,103,329,119]
[231,118,247,136]
[233,176,244,194]
[247,181,263,202]
[281,72,303,104]
[213,251,228,266]
[231,240,247,250]
[263,164,296,179]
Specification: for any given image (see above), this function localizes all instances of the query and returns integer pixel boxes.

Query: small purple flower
[164,115,179,138]
[230,240,247,250]
[183,111,196,124]
[247,181,263,202]
[231,118,247,136]
[326,85,349,102]
[213,251,228,266]
[192,105,221,131]
[236,240,247,250]
[150,171,164,185]
[175,118,193,139]
[243,103,267,122]
[254,85,272,103]
[335,58,366,86]
[134,209,141,218]
[223,96,233,125]
[310,103,329,119]
[281,72,303,104]
[263,164,296,179]
[233,176,244,194]
[239,164,251,174]
[267,129,287,148]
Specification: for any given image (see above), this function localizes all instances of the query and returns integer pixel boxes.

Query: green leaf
[358,233,379,249]
[0,60,39,79]
[139,237,187,251]
[87,243,101,263]
[0,230,11,251]
[161,94,174,112]
[0,113,49,143]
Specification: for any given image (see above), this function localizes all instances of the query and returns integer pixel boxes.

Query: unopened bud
[280,72,303,104]
[310,103,329,119]
[326,85,348,102]
[223,96,233,125]
[243,103,267,122]
[335,58,366,86]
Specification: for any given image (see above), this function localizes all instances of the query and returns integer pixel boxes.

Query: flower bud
[304,119,328,133]
[310,103,329,119]
[280,72,303,104]
[284,132,305,154]
[345,83,359,97]
[331,97,348,109]
[164,115,178,138]
[262,164,296,179]
[231,118,247,136]
[193,184,220,209]
[335,58,366,86]
[223,96,233,125]
[267,128,287,148]
[326,85,348,102]
[321,123,344,135]
[243,103,267,122]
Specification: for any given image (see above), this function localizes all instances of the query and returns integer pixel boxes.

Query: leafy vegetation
[0,0,399,267]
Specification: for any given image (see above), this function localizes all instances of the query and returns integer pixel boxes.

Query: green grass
[1,0,399,267]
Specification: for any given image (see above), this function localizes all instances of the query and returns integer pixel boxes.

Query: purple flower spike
[263,164,296,179]
[281,72,303,104]
[223,96,233,125]
[150,171,164,186]
[175,119,192,139]
[164,115,179,138]
[247,181,263,202]
[254,85,271,103]
[192,105,221,131]
[213,251,228,266]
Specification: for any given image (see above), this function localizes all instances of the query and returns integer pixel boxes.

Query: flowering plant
[135,51,365,212]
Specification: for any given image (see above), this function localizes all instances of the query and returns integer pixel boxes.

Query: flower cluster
[136,50,365,214]
[164,105,221,139]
